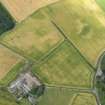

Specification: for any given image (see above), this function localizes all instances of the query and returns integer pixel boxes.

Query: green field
[0,44,23,81]
[72,93,97,105]
[0,0,102,105]
[0,60,25,86]
[0,10,63,61]
[32,41,94,88]
[96,0,105,11]
[38,87,97,105]
[38,87,75,105]
[0,88,31,105]
[45,0,105,66]
[0,87,97,105]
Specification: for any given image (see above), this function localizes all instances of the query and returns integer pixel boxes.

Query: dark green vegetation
[0,3,15,35]
[100,54,105,72]
[96,53,105,105]
[96,81,105,105]
[30,85,45,97]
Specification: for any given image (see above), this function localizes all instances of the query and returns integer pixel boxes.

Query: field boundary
[51,20,96,71]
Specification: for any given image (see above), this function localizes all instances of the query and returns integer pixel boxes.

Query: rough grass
[0,45,22,80]
[1,10,63,61]
[72,93,97,105]
[0,88,31,105]
[0,60,25,86]
[32,41,94,88]
[38,87,75,105]
[0,0,59,22]
[45,0,105,66]
[96,0,105,12]
[38,87,98,105]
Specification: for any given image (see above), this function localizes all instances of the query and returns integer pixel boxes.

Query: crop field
[32,41,94,88]
[0,10,63,61]
[0,88,31,105]
[0,44,22,81]
[0,60,25,86]
[72,93,97,105]
[37,87,97,105]
[0,0,59,22]
[0,87,98,105]
[38,87,76,105]
[0,88,18,105]
[0,87,97,105]
[96,0,105,11]
[0,3,15,35]
[45,0,105,66]
[0,0,102,105]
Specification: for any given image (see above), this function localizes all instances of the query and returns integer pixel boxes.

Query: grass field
[0,0,59,22]
[0,88,18,105]
[0,87,98,105]
[72,93,97,105]
[32,41,94,88]
[0,3,15,35]
[0,0,100,104]
[0,60,25,86]
[0,10,63,61]
[45,0,105,66]
[96,0,105,12]
[38,87,97,105]
[0,44,23,80]
[0,88,31,105]
[38,87,75,105]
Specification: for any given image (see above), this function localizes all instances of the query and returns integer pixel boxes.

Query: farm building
[8,72,45,105]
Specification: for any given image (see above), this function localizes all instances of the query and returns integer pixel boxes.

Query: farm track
[0,42,28,61]
[0,36,65,65]
[0,20,99,105]
[51,20,96,71]
[0,2,101,104]
[49,20,100,105]
[46,85,99,105]
[46,84,93,92]
[0,26,99,105]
